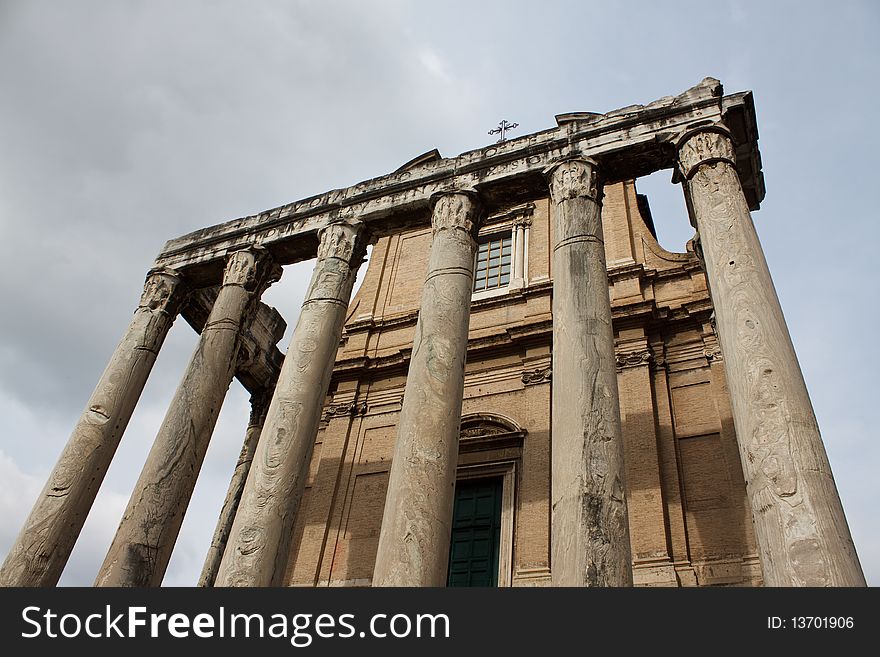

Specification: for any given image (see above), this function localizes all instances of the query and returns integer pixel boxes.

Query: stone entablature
[152,79,762,283]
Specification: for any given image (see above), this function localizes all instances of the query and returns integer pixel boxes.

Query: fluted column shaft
[373,191,482,587]
[215,219,366,586]
[198,391,270,587]
[547,158,632,587]
[0,269,184,587]
[678,125,865,586]
[95,247,280,587]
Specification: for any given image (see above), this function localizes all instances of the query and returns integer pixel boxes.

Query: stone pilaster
[95,246,280,587]
[198,390,271,587]
[510,215,531,288]
[546,157,633,587]
[372,191,482,587]
[0,268,184,587]
[215,219,366,586]
[677,124,865,586]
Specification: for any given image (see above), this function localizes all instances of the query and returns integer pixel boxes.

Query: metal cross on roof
[488,119,519,143]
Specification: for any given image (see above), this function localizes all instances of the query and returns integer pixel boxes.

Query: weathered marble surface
[215,220,366,586]
[153,79,762,283]
[183,288,285,394]
[372,191,482,587]
[679,124,866,586]
[95,247,280,587]
[198,391,270,587]
[547,159,633,587]
[0,268,184,587]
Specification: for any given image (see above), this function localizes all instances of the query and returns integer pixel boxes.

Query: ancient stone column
[95,246,280,587]
[677,124,866,586]
[198,391,270,587]
[373,191,482,587]
[546,158,633,587]
[0,268,184,587]
[215,219,366,586]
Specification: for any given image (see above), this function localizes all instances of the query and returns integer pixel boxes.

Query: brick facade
[284,181,762,587]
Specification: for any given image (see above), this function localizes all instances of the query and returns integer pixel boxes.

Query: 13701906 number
[790,617,854,629]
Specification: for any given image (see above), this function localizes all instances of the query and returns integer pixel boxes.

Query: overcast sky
[1,0,877,586]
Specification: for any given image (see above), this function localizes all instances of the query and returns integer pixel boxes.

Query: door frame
[454,460,517,587]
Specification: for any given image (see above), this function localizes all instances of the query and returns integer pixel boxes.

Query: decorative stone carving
[704,346,723,362]
[647,343,667,370]
[546,157,600,202]
[152,79,766,275]
[521,367,551,385]
[223,245,283,291]
[317,219,367,264]
[324,400,367,419]
[615,349,652,369]
[676,124,737,180]
[460,424,506,438]
[430,191,481,238]
[140,267,186,313]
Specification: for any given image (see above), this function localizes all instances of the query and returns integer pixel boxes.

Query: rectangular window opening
[474,233,512,292]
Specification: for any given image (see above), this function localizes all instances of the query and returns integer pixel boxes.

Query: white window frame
[472,205,532,301]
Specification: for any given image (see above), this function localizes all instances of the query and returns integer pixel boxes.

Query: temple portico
[1,78,864,588]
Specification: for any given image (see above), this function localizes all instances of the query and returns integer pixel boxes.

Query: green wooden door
[447,478,503,587]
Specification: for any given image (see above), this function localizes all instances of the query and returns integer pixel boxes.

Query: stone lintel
[182,287,286,394]
[153,80,762,284]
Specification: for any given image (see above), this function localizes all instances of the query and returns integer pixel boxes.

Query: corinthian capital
[139,267,185,314]
[545,157,601,203]
[223,245,283,294]
[316,218,367,265]
[430,191,482,239]
[676,124,737,180]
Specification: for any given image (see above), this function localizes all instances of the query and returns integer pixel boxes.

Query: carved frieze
[546,158,600,203]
